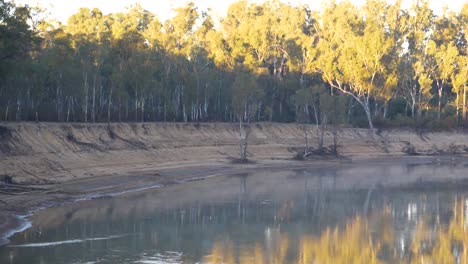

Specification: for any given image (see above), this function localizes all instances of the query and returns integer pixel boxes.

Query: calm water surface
[2,161,468,263]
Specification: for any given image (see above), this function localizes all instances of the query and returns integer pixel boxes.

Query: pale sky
[17,0,468,24]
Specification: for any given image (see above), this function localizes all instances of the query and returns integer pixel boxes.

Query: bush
[373,114,458,131]
[402,142,417,155]
[442,104,456,118]
[374,115,416,129]
[422,116,457,131]
[387,98,408,119]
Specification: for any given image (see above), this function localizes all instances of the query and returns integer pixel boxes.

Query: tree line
[1,0,468,129]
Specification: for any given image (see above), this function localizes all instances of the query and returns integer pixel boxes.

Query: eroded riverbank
[1,122,468,184]
[2,122,468,247]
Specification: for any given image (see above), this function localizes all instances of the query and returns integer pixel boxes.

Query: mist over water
[2,161,468,263]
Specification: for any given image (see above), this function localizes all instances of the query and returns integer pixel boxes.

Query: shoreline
[0,154,464,247]
[0,158,337,246]
[2,122,468,246]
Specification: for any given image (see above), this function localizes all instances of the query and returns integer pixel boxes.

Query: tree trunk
[71,97,76,122]
[364,105,374,130]
[456,91,460,123]
[141,98,145,123]
[118,97,122,122]
[16,96,20,121]
[239,118,246,161]
[135,84,138,122]
[437,82,443,121]
[304,125,309,151]
[438,93,442,120]
[464,85,467,122]
[269,101,274,122]
[66,97,71,122]
[332,127,338,156]
[312,104,323,152]
[238,103,251,161]
[4,102,9,121]
[125,100,129,121]
[383,101,388,119]
[346,98,354,124]
[84,72,88,123]
[92,73,97,122]
[351,96,374,130]
[374,101,379,118]
[417,90,422,119]
[108,85,113,123]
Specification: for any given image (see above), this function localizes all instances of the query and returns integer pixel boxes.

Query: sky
[17,0,468,24]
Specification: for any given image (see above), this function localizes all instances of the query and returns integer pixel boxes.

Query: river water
[2,160,468,263]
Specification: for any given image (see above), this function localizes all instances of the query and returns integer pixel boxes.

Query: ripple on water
[8,234,127,248]
[133,251,183,264]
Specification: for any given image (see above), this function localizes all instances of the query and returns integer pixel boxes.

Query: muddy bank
[1,122,467,184]
[1,122,468,245]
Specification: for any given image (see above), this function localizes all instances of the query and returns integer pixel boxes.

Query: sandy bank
[1,122,468,245]
[1,122,467,184]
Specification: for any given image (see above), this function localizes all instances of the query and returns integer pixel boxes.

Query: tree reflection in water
[204,198,468,264]
[6,165,468,263]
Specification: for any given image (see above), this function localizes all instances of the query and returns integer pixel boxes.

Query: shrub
[402,142,417,155]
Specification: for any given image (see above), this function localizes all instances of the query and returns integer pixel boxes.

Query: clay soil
[1,122,467,245]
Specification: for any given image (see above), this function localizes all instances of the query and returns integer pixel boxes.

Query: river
[2,160,468,263]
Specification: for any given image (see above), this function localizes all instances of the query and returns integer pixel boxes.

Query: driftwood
[0,183,50,195]
[1,175,13,184]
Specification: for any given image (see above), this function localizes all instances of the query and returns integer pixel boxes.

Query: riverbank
[2,122,468,184]
[1,122,468,245]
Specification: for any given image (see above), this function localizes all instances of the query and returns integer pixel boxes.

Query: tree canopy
[1,0,468,129]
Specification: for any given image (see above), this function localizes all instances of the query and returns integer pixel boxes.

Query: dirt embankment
[1,122,468,246]
[0,122,467,184]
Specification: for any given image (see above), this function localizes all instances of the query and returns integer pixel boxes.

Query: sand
[1,122,467,245]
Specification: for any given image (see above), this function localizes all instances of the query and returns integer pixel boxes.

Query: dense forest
[1,0,468,129]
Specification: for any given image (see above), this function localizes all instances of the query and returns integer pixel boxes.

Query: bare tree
[231,71,262,162]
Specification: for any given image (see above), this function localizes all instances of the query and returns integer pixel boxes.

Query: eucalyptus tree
[0,1,39,121]
[222,1,311,121]
[109,4,152,121]
[160,2,199,121]
[430,41,458,120]
[451,56,468,121]
[188,11,218,121]
[67,8,111,122]
[36,22,80,121]
[454,4,468,121]
[320,91,346,155]
[6,0,468,127]
[313,0,395,129]
[406,0,436,118]
[375,0,406,119]
[431,12,459,120]
[293,86,314,155]
[231,70,263,161]
[0,1,37,77]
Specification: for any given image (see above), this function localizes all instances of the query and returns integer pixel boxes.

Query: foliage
[1,0,468,131]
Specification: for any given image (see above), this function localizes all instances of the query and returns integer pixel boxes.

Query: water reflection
[204,199,468,264]
[2,162,468,263]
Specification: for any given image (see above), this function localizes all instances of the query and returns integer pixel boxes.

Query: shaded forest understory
[2,0,468,130]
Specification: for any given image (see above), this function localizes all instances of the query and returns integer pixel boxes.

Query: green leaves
[2,0,468,125]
